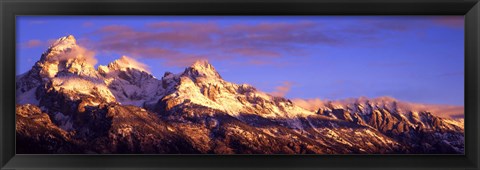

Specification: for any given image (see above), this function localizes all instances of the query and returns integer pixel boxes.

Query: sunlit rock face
[15,35,464,154]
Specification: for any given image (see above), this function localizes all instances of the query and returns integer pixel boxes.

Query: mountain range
[16,35,464,154]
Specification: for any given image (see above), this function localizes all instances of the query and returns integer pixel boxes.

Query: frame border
[1,0,479,169]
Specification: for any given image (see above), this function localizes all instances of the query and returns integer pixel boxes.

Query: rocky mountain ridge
[16,35,464,154]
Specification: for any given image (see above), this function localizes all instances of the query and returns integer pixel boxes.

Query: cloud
[96,25,133,33]
[20,39,61,49]
[112,56,150,73]
[432,16,464,28]
[291,98,326,111]
[82,22,94,27]
[146,21,219,33]
[162,56,208,67]
[46,45,98,66]
[395,101,464,119]
[81,17,461,67]
[24,39,43,48]
[85,21,341,67]
[292,96,464,119]
[222,21,337,45]
[95,23,215,47]
[225,48,281,58]
[224,58,290,68]
[338,16,464,41]
[270,81,293,97]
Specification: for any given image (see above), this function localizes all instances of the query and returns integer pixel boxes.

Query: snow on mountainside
[17,35,110,105]
[293,96,465,131]
[98,56,165,107]
[38,35,99,79]
[293,96,464,120]
[15,35,465,154]
[161,60,314,121]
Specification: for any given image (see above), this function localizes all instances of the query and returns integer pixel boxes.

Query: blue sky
[16,16,464,105]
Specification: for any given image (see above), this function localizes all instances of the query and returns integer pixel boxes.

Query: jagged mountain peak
[191,60,213,69]
[39,35,77,63]
[182,60,222,79]
[102,56,150,74]
[315,96,464,122]
[47,35,77,53]
[369,96,397,103]
[32,35,100,79]
[56,34,76,43]
[331,96,396,105]
[97,56,163,107]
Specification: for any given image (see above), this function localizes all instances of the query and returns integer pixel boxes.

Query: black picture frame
[1,0,479,169]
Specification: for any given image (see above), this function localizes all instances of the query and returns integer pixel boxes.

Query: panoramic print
[16,16,464,154]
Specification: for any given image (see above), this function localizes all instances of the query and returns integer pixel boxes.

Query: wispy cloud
[23,39,43,48]
[291,98,326,111]
[76,17,463,67]
[110,56,150,73]
[292,96,464,119]
[96,25,133,33]
[84,21,342,67]
[432,16,464,28]
[82,22,94,28]
[38,43,98,66]
[270,81,294,97]
[19,39,59,49]
[225,48,281,58]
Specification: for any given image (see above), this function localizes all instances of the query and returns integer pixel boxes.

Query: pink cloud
[247,60,271,65]
[292,96,464,120]
[147,21,219,32]
[225,59,290,68]
[82,22,94,27]
[88,21,337,55]
[45,45,98,66]
[270,81,294,97]
[96,25,133,33]
[111,56,150,73]
[219,21,339,49]
[346,16,464,36]
[96,22,216,47]
[227,21,317,34]
[20,39,60,49]
[163,56,208,67]
[24,39,43,48]
[84,20,422,67]
[226,48,281,58]
[291,98,326,111]
[432,16,464,28]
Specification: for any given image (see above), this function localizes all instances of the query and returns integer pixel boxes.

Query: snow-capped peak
[191,60,213,69]
[47,35,77,53]
[33,35,100,79]
[102,56,150,74]
[182,60,221,79]
[97,56,164,108]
